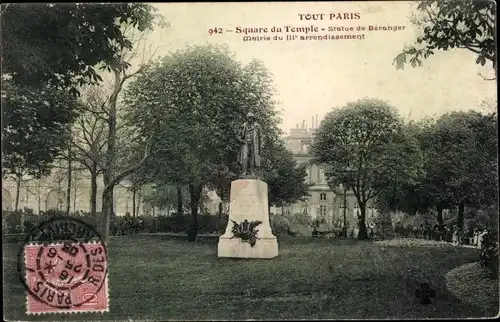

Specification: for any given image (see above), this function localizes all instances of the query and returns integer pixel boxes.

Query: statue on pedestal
[218,112,278,259]
[239,112,264,177]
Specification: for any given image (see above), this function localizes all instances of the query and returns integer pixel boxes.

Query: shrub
[2,210,24,234]
[215,214,229,233]
[118,214,146,235]
[270,214,292,236]
[374,212,393,239]
[281,213,314,237]
[141,215,159,233]
[156,213,189,233]
[291,212,314,227]
[479,231,499,279]
[199,214,219,234]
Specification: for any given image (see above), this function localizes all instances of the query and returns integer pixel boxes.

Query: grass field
[3,235,498,320]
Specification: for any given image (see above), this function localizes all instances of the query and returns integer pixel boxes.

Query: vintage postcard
[2,1,498,320]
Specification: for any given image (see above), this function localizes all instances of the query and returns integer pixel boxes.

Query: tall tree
[1,4,163,216]
[427,111,498,230]
[76,18,168,241]
[262,140,310,209]
[311,98,423,240]
[374,119,450,223]
[124,45,282,241]
[69,87,108,217]
[394,0,496,80]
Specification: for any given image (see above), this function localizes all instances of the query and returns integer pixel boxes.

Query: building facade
[2,170,146,216]
[2,165,220,217]
[271,119,378,228]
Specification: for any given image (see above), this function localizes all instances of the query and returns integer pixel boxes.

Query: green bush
[155,213,189,233]
[141,216,159,233]
[2,208,106,237]
[118,214,146,235]
[270,214,291,236]
[2,210,24,233]
[374,212,394,239]
[480,231,499,279]
[198,214,228,234]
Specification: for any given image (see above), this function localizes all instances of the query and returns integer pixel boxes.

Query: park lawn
[3,235,497,320]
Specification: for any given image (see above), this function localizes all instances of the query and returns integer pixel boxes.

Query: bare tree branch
[478,72,496,81]
[103,135,156,193]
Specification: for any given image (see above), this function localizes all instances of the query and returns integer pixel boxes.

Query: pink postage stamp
[24,242,108,314]
[19,217,109,315]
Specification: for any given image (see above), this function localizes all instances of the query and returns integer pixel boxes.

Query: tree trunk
[100,67,121,242]
[66,153,72,216]
[357,203,369,240]
[73,184,77,214]
[132,189,137,217]
[217,187,223,218]
[457,202,465,230]
[14,173,21,212]
[90,171,98,217]
[187,182,203,242]
[137,191,141,216]
[177,184,183,215]
[101,187,113,240]
[37,181,41,215]
[218,201,223,218]
[436,207,444,227]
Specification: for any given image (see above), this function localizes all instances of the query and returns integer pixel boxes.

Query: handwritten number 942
[208,28,223,35]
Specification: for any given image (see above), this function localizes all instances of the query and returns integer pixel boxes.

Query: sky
[139,1,496,135]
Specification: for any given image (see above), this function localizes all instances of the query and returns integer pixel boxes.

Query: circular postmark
[17,216,108,310]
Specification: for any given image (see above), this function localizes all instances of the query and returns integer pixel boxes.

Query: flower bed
[374,238,455,248]
[445,262,499,311]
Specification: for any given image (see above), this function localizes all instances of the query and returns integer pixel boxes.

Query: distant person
[473,229,479,246]
[452,227,459,246]
[478,229,488,249]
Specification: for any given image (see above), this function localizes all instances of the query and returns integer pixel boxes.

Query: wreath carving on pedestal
[230,219,262,247]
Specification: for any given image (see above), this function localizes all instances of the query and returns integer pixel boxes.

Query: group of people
[452,226,489,248]
[392,223,492,248]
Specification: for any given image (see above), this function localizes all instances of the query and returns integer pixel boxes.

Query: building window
[320,193,327,201]
[319,168,326,184]
[353,204,360,218]
[319,205,327,216]
[302,206,309,215]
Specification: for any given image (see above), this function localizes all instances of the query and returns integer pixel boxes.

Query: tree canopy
[394,0,496,79]
[1,3,160,93]
[1,3,161,184]
[375,111,498,228]
[123,44,282,240]
[425,111,498,227]
[1,81,79,178]
[262,140,309,208]
[311,98,423,239]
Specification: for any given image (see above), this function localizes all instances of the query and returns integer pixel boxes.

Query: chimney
[311,116,314,129]
[316,114,318,128]
[302,120,305,129]
[296,124,299,128]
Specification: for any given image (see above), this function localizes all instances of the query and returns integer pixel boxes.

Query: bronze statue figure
[239,112,264,176]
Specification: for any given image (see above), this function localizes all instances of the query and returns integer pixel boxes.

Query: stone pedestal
[217,178,278,258]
